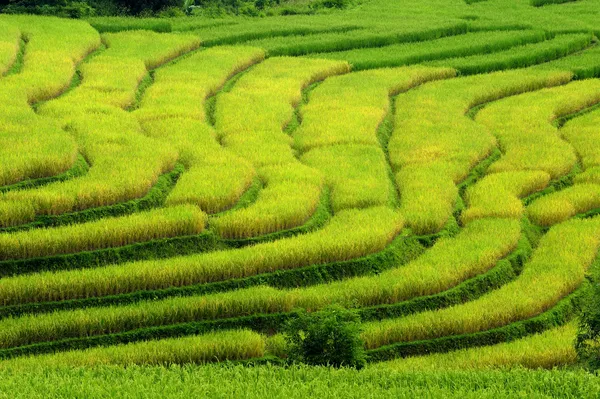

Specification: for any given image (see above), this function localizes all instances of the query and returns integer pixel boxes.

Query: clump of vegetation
[0,0,354,17]
[284,305,366,369]
[576,274,600,370]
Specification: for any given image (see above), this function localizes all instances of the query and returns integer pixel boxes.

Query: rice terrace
[0,0,599,396]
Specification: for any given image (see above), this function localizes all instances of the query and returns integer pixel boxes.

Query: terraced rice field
[1,0,600,381]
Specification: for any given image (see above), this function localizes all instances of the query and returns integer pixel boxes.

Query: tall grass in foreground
[361,216,600,349]
[0,365,598,399]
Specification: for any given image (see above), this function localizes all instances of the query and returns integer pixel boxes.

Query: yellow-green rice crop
[134,47,265,213]
[0,218,517,346]
[476,79,600,179]
[275,217,520,309]
[140,117,256,214]
[0,206,402,305]
[562,109,600,182]
[46,30,200,111]
[308,30,549,71]
[462,171,550,224]
[0,16,100,188]
[527,107,600,226]
[136,45,265,122]
[361,216,600,349]
[0,111,78,189]
[211,163,323,238]
[215,57,349,167]
[0,205,206,261]
[0,29,202,223]
[528,184,600,226]
[376,323,576,371]
[3,330,265,367]
[0,21,20,75]
[0,215,517,347]
[390,69,571,234]
[426,33,593,75]
[1,107,178,225]
[101,31,200,70]
[301,145,393,212]
[0,15,100,102]
[293,66,455,152]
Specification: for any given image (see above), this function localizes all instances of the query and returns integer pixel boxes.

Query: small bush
[284,305,366,369]
[576,276,600,370]
[310,0,349,9]
[157,5,186,16]
[2,1,95,17]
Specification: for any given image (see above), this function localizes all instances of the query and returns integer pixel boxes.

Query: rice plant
[376,323,577,371]
[4,329,265,367]
[390,69,571,234]
[362,216,600,349]
[0,205,206,261]
[0,206,402,306]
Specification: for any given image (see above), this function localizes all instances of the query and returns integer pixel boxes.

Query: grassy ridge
[4,329,265,367]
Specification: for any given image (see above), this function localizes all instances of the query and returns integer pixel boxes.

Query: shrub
[311,0,349,9]
[576,275,600,370]
[284,305,366,369]
[112,0,184,15]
